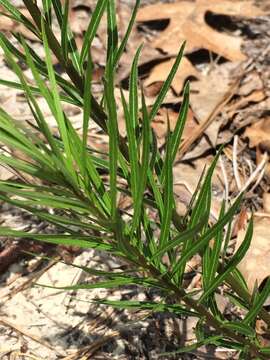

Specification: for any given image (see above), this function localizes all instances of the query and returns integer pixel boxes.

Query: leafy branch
[0,0,269,358]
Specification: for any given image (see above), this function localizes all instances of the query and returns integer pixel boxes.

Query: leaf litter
[0,0,270,358]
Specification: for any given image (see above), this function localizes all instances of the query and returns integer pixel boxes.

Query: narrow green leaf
[171,81,189,163]
[104,55,118,219]
[171,194,243,277]
[199,218,253,303]
[149,42,185,122]
[51,0,63,25]
[94,299,198,317]
[0,227,114,251]
[159,129,173,248]
[0,78,79,105]
[190,149,222,228]
[205,201,226,287]
[129,45,142,129]
[80,0,108,66]
[113,0,140,68]
[159,336,223,356]
[120,90,136,199]
[121,46,142,204]
[41,19,79,188]
[222,321,255,337]
[107,0,118,60]
[151,220,205,260]
[132,90,150,231]
[37,276,162,291]
[175,150,222,284]
[0,154,62,184]
[260,347,270,355]
[243,277,270,325]
[42,0,52,24]
[61,0,69,61]
[5,32,82,105]
[82,54,92,171]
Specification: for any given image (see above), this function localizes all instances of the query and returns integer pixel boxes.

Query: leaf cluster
[0,0,269,357]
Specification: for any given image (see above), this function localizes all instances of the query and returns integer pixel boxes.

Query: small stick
[0,317,65,356]
[250,163,266,193]
[233,135,242,191]
[240,152,268,194]
[219,155,229,207]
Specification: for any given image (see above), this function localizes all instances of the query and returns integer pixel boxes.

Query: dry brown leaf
[227,89,266,119]
[69,7,91,35]
[244,117,270,150]
[263,193,270,214]
[151,107,195,146]
[144,57,200,94]
[238,71,264,96]
[0,165,14,181]
[0,13,14,32]
[137,0,264,61]
[190,62,238,146]
[0,8,39,41]
[236,216,270,291]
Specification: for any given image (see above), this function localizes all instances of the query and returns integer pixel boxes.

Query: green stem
[136,254,267,359]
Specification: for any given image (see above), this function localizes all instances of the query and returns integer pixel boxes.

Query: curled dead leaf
[244,117,270,150]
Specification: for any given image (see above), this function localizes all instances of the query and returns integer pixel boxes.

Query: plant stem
[136,253,267,359]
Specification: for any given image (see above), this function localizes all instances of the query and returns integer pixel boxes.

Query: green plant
[0,0,270,358]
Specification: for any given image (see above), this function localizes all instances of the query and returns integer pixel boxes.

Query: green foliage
[0,0,270,358]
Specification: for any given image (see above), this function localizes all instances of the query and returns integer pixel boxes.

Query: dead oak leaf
[190,62,238,146]
[137,0,264,61]
[244,117,270,150]
[144,57,200,95]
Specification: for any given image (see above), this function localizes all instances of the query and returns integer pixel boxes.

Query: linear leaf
[199,218,253,303]
[149,42,185,122]
[171,81,189,163]
[104,55,118,219]
[171,194,243,277]
[94,299,198,317]
[80,0,108,66]
[107,0,118,60]
[132,90,150,231]
[41,19,78,187]
[159,130,173,248]
[61,0,69,61]
[152,220,206,260]
[243,277,270,325]
[0,227,114,251]
[113,0,140,68]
